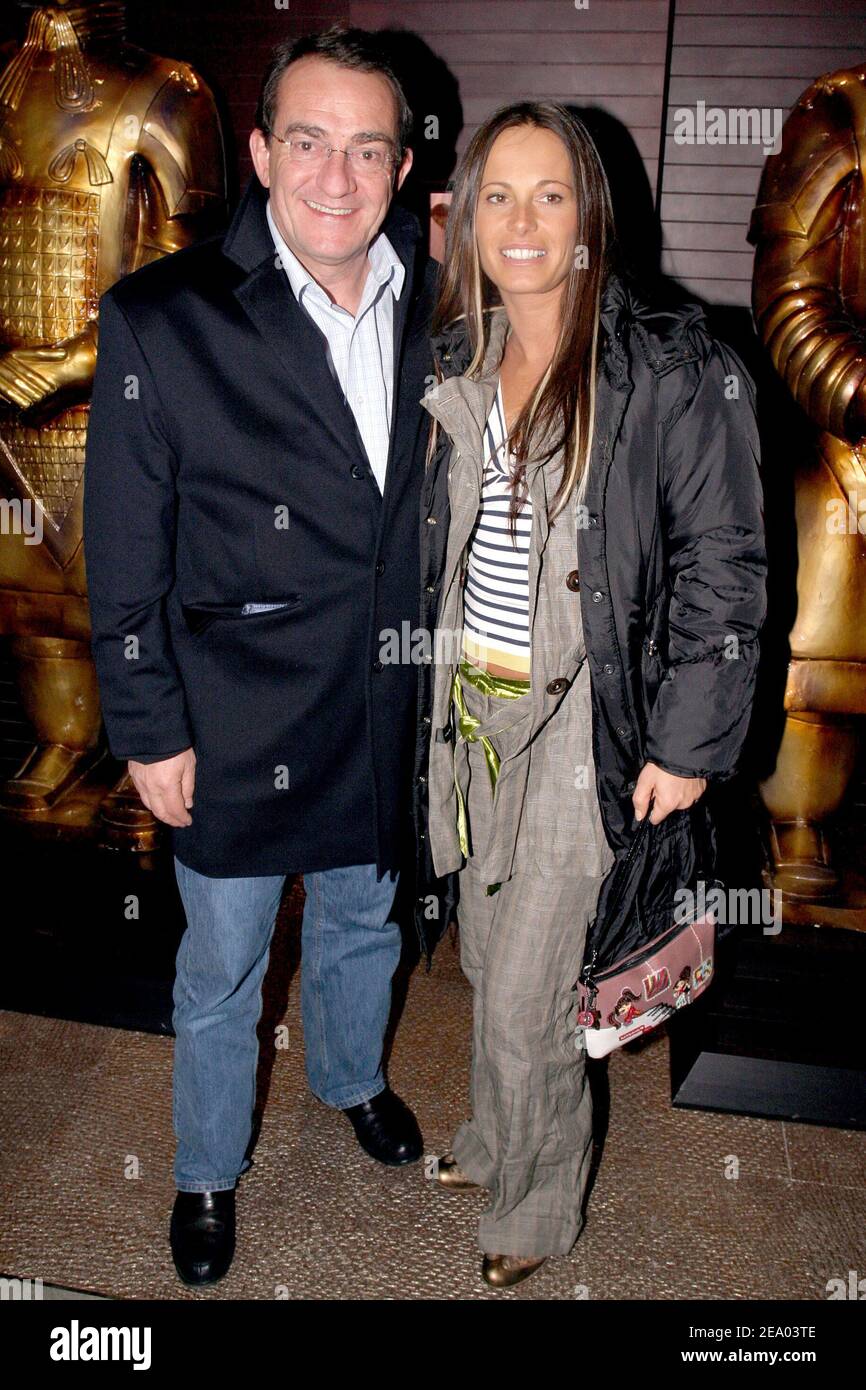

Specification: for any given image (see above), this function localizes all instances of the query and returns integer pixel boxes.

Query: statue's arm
[748,71,866,443]
[127,63,228,270]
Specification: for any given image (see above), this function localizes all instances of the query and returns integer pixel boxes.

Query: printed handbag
[574,810,719,1059]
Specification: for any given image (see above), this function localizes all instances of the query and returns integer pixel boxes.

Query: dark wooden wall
[126,0,350,194]
[351,0,670,196]
[661,0,866,307]
[3,0,866,301]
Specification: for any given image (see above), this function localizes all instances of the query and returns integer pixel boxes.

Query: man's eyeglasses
[269,133,398,175]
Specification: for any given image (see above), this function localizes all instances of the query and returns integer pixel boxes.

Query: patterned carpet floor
[1,883,865,1301]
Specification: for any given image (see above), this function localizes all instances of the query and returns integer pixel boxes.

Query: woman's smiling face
[474,123,581,302]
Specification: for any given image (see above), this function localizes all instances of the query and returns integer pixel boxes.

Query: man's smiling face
[249,55,412,284]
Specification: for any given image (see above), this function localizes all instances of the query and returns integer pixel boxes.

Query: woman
[413,102,766,1288]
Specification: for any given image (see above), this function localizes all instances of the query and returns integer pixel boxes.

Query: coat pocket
[639,582,672,720]
[640,634,666,720]
[181,597,300,635]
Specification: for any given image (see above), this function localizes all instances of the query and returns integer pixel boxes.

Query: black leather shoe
[342,1087,423,1166]
[170,1188,236,1287]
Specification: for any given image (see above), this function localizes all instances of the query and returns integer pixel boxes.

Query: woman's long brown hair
[431,101,615,530]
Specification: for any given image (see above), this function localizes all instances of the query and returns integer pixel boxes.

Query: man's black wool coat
[84,176,439,955]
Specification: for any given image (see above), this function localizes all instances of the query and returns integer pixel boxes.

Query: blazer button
[425,583,436,593]
[351,463,365,479]
[565,570,580,591]
[546,677,568,695]
[372,659,384,672]
[376,561,385,575]
[603,663,616,675]
[591,590,605,603]
[426,515,437,525]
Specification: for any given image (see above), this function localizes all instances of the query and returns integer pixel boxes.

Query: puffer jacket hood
[430,270,707,388]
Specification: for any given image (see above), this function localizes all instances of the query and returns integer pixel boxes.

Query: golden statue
[749,65,866,903]
[0,1,226,844]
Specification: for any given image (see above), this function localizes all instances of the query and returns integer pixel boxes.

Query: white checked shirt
[266,200,405,494]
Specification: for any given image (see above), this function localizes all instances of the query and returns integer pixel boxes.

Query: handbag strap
[599,812,652,923]
[581,800,718,985]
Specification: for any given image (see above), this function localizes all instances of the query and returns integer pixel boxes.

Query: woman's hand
[632,761,706,825]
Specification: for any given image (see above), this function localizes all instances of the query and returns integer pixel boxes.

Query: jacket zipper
[597,917,688,976]
[582,913,708,994]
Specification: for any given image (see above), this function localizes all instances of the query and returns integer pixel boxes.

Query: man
[84,27,446,1288]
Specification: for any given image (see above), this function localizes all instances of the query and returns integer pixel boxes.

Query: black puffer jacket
[411,271,767,967]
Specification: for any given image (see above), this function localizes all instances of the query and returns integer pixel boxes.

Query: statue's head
[14,1,126,24]
[15,1,110,11]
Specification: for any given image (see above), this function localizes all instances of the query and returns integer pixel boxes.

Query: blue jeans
[171,858,402,1192]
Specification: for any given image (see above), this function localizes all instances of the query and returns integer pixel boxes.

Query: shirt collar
[266,199,404,311]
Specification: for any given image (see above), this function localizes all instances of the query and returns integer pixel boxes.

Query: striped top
[461,379,532,679]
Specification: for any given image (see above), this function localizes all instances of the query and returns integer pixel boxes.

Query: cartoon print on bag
[609,988,646,1028]
[643,965,671,1000]
[694,956,713,988]
[672,966,692,1008]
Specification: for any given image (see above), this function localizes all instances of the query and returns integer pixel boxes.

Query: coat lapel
[222,176,426,493]
[378,236,422,510]
[421,307,508,466]
[232,257,368,464]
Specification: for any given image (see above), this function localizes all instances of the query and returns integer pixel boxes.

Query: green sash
[451,658,530,876]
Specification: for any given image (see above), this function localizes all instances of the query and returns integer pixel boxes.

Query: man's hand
[128,749,196,827]
[632,761,706,826]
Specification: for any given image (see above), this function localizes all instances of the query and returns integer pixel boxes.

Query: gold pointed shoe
[434,1152,481,1192]
[481,1254,548,1288]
